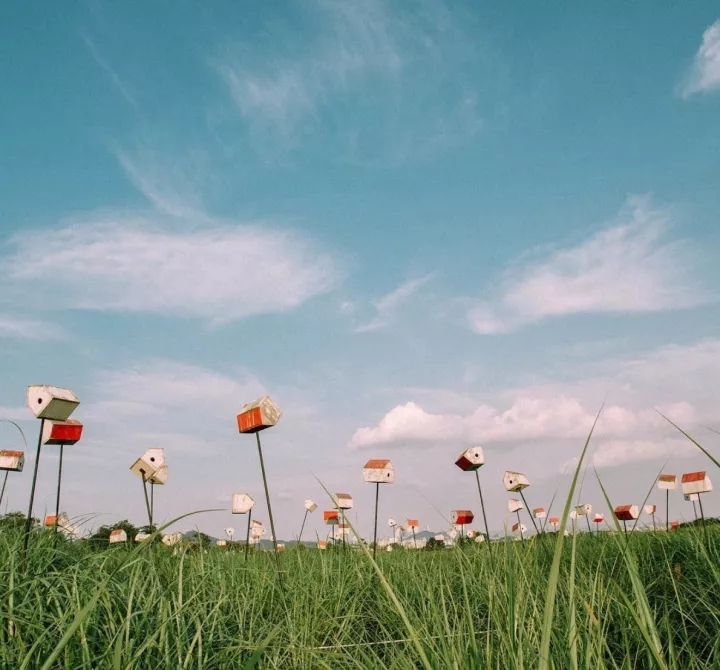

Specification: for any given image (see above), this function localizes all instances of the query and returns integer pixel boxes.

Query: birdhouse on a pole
[684,493,699,502]
[0,450,24,471]
[644,504,657,515]
[681,471,712,496]
[130,448,166,482]
[362,459,394,484]
[333,493,353,510]
[304,499,318,512]
[454,447,484,471]
[503,471,529,492]
[42,420,83,445]
[406,519,419,531]
[27,385,80,421]
[109,529,127,544]
[512,522,526,536]
[236,396,282,434]
[324,510,339,525]
[549,517,560,529]
[162,532,183,546]
[250,520,266,539]
[317,540,327,550]
[614,505,639,521]
[508,499,523,514]
[533,507,546,520]
[657,474,677,490]
[593,513,604,524]
[451,510,474,525]
[232,493,255,514]
[575,504,592,516]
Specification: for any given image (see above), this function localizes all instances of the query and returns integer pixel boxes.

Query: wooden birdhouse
[232,493,255,514]
[333,493,353,510]
[27,385,80,421]
[508,499,524,513]
[42,419,83,446]
[162,532,183,546]
[569,510,577,520]
[451,510,474,525]
[454,447,484,472]
[44,513,69,528]
[304,499,318,512]
[657,474,677,490]
[324,510,339,525]
[250,520,266,539]
[549,517,560,528]
[236,396,282,434]
[644,504,657,515]
[337,524,349,537]
[388,518,397,528]
[318,540,327,550]
[684,493,699,502]
[670,521,679,530]
[135,532,151,542]
[0,450,24,472]
[109,529,127,544]
[130,448,166,481]
[533,507,546,519]
[681,471,712,496]
[475,534,485,544]
[503,471,529,492]
[406,519,419,531]
[362,459,394,484]
[277,543,285,551]
[575,504,592,516]
[614,505,639,521]
[512,522,526,535]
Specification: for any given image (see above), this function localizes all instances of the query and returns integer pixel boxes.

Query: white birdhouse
[512,522,526,535]
[508,499,524,514]
[236,396,282,434]
[304,499,318,512]
[657,474,677,490]
[135,532,151,542]
[362,459,395,484]
[644,505,656,516]
[388,518,397,528]
[454,447,485,472]
[434,533,444,541]
[684,493,699,502]
[251,520,266,539]
[216,540,227,547]
[27,385,80,421]
[569,510,577,520]
[109,529,127,544]
[225,527,235,540]
[232,493,255,514]
[681,471,712,496]
[130,449,166,481]
[162,532,183,546]
[503,471,529,492]
[333,493,353,510]
[0,450,24,472]
[533,507,546,520]
[149,465,168,485]
[575,504,592,516]
[42,419,83,446]
[474,534,485,543]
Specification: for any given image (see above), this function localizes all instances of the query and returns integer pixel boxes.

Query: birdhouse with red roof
[451,510,474,525]
[657,474,677,490]
[232,493,255,514]
[533,507,546,520]
[406,519,419,531]
[614,505,639,521]
[333,493,353,510]
[508,499,523,514]
[549,517,560,528]
[593,513,604,524]
[42,419,83,446]
[670,521,679,530]
[503,471,529,492]
[681,471,712,496]
[236,396,282,434]
[317,540,327,550]
[512,522,526,536]
[27,385,80,421]
[362,458,394,484]
[0,450,24,472]
[109,529,127,544]
[454,447,484,472]
[324,510,339,525]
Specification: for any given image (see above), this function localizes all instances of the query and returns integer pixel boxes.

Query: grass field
[2,520,720,669]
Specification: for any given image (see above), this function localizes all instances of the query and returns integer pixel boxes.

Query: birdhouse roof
[110,529,124,537]
[681,471,706,483]
[533,507,544,514]
[0,450,23,457]
[407,518,419,526]
[335,492,352,499]
[658,474,676,482]
[364,459,392,469]
[549,517,560,524]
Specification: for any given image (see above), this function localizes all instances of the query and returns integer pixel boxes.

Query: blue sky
[1,1,719,541]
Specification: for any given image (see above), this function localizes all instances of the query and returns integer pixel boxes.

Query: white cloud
[2,217,341,322]
[355,275,432,332]
[468,196,711,334]
[680,19,720,98]
[0,315,66,341]
[349,339,720,472]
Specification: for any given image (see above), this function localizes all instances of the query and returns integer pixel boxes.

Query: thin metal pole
[245,509,252,561]
[585,515,592,535]
[341,511,346,549]
[141,474,152,528]
[698,494,709,547]
[150,482,155,530]
[255,432,283,591]
[623,520,627,537]
[0,471,9,510]
[298,508,309,544]
[692,500,698,521]
[666,489,669,532]
[54,443,65,534]
[519,491,540,535]
[474,470,491,549]
[516,511,523,541]
[652,513,656,532]
[372,482,379,560]
[23,418,45,556]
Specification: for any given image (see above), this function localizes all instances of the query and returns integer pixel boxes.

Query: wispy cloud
[1,216,341,322]
[468,196,711,334]
[679,19,720,98]
[81,34,139,109]
[0,315,66,341]
[355,275,432,332]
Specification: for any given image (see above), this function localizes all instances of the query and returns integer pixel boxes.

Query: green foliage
[0,511,37,531]
[423,536,445,550]
[88,519,138,547]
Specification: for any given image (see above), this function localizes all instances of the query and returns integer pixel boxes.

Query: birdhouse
[549,517,560,529]
[388,518,397,527]
[149,465,168,485]
[593,513,604,524]
[406,519,419,531]
[508,499,524,514]
[333,493,353,510]
[466,529,478,538]
[41,419,83,446]
[454,447,484,472]
[304,499,318,512]
[162,532,183,546]
[575,504,592,516]
[225,527,235,540]
[503,471,529,492]
[250,520,266,539]
[614,505,639,521]
[569,510,577,520]
[109,529,127,544]
[533,507,546,519]
[27,385,80,421]
[451,510,474,525]
[644,504,656,515]
[317,540,327,550]
[681,471,713,496]
[277,543,285,551]
[232,493,255,514]
[44,514,67,528]
[512,522,526,535]
[236,396,282,434]
[130,449,166,481]
[362,459,395,484]
[337,524,349,537]
[0,450,24,472]
[670,521,679,530]
[684,493,699,502]
[324,510,339,525]
[474,534,485,544]
[657,474,677,490]
[216,540,227,547]
[135,532,151,542]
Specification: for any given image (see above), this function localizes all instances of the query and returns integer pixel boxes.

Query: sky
[0,1,719,542]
